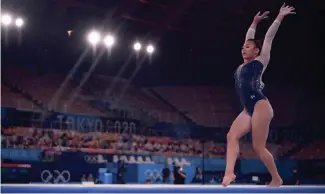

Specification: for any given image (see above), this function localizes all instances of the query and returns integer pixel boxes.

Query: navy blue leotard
[234,60,266,116]
[236,19,281,116]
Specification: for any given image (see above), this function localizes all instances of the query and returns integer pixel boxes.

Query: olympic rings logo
[84,155,106,164]
[41,170,71,183]
[144,169,162,182]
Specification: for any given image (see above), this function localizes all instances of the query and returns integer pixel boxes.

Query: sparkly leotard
[235,20,281,116]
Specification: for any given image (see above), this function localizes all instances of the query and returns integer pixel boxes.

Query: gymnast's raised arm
[257,3,296,66]
[245,11,270,41]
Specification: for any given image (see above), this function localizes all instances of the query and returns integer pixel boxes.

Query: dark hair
[247,39,263,55]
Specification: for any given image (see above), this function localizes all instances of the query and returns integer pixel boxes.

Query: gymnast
[222,3,296,187]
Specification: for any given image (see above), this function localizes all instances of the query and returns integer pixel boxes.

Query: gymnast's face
[242,40,260,60]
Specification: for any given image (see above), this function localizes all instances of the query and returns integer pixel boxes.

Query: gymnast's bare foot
[222,173,236,187]
[267,176,283,187]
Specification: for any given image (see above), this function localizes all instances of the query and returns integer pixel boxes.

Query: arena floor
[2,184,325,193]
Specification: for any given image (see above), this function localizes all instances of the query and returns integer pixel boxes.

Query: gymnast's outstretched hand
[279,3,296,16]
[276,3,296,21]
[246,11,269,33]
[253,11,270,24]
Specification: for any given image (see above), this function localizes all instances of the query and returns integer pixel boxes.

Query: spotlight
[146,45,154,54]
[87,31,101,46]
[2,14,12,26]
[133,42,142,51]
[103,35,115,47]
[15,18,24,27]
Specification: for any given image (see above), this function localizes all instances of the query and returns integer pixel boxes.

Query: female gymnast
[222,3,296,187]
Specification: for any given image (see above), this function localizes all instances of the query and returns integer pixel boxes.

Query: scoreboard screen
[1,163,31,183]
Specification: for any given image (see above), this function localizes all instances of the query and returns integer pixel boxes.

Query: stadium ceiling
[3,0,324,35]
[3,0,322,44]
[1,0,263,39]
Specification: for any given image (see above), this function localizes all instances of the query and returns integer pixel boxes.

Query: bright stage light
[146,45,154,54]
[15,18,24,27]
[133,42,142,51]
[2,14,12,26]
[103,35,115,47]
[87,31,101,45]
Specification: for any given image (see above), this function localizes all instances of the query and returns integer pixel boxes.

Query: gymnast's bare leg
[252,100,282,187]
[222,110,251,187]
